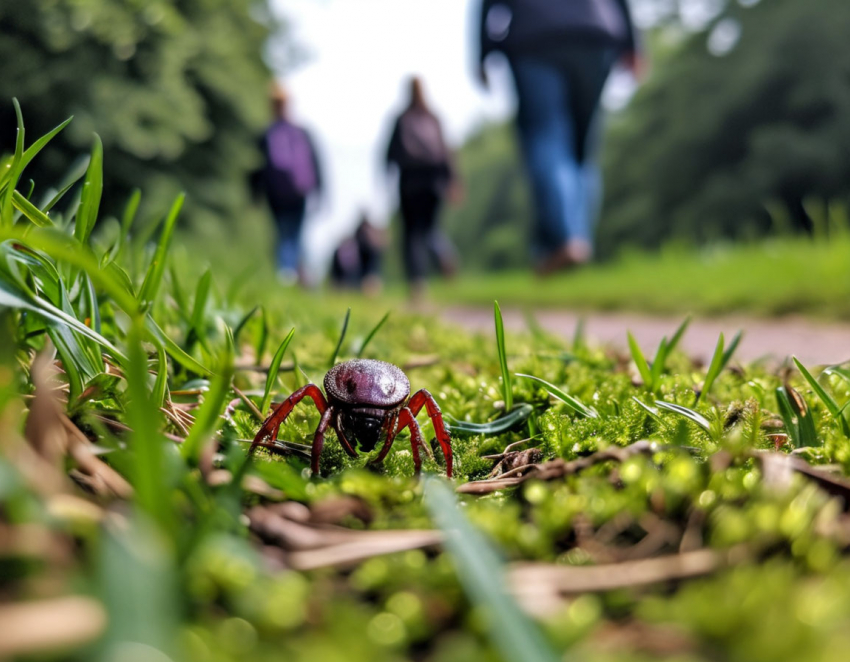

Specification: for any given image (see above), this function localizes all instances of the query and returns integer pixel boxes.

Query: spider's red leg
[311,406,334,475]
[406,389,453,478]
[334,411,359,459]
[395,408,423,475]
[371,414,400,465]
[250,384,328,454]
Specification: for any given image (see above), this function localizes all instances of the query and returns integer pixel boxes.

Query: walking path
[441,306,850,366]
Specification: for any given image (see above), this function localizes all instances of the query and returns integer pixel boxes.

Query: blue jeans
[274,208,305,274]
[510,48,618,255]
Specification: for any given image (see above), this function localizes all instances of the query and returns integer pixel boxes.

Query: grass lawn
[6,111,850,662]
[432,237,850,318]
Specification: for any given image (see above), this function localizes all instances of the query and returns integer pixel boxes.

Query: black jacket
[479,0,638,63]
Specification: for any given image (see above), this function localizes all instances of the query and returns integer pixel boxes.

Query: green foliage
[0,0,278,228]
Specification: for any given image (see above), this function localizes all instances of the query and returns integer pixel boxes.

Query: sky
[267,0,515,277]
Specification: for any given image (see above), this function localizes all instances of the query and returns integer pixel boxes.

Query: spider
[249,358,453,477]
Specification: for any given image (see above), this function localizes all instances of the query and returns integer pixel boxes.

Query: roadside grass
[6,107,850,662]
[430,237,850,318]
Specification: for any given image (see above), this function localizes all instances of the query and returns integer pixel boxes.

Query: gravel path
[441,306,850,366]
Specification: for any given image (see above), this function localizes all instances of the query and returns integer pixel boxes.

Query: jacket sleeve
[385,117,402,169]
[478,0,497,65]
[614,0,640,53]
[305,130,324,195]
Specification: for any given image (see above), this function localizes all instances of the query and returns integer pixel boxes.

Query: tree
[0,0,279,225]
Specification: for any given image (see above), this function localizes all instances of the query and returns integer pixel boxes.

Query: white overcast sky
[266,0,638,276]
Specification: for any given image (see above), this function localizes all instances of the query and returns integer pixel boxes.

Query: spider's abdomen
[324,359,410,408]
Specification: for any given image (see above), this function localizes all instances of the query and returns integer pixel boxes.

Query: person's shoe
[535,244,573,276]
[566,239,592,265]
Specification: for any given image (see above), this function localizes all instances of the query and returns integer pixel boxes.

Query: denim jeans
[274,208,306,275]
[510,47,618,255]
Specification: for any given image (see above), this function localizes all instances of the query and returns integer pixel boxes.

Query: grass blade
[190,268,212,338]
[138,193,184,307]
[516,373,598,418]
[494,301,513,411]
[424,478,561,662]
[74,134,103,245]
[722,330,743,367]
[356,311,390,357]
[181,333,235,463]
[12,190,53,226]
[650,336,669,392]
[19,116,73,176]
[666,315,692,354]
[445,403,533,436]
[328,307,350,368]
[126,318,172,530]
[627,331,653,387]
[655,400,712,434]
[794,357,850,437]
[152,342,168,408]
[146,316,210,377]
[697,333,725,405]
[233,305,259,344]
[260,328,295,415]
[255,306,269,365]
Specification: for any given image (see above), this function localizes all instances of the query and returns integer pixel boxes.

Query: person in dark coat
[258,84,323,284]
[478,0,642,273]
[386,76,459,300]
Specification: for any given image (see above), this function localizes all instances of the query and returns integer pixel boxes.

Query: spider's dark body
[250,358,453,477]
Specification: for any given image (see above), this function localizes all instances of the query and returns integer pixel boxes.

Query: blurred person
[329,211,387,296]
[478,0,642,274]
[258,84,323,284]
[386,76,460,301]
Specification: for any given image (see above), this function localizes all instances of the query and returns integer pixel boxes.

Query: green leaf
[494,300,513,411]
[356,311,390,357]
[516,373,598,419]
[446,403,533,436]
[627,331,653,387]
[260,328,295,416]
[74,134,103,244]
[776,386,819,448]
[138,193,184,306]
[233,305,259,346]
[255,306,269,365]
[796,358,850,436]
[328,307,350,368]
[424,478,561,662]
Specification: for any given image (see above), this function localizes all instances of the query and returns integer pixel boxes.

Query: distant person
[478,0,642,274]
[386,77,459,301]
[259,84,323,284]
[330,212,386,296]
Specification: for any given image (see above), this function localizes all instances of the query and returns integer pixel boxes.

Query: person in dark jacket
[478,0,642,273]
[386,76,459,301]
[259,84,323,284]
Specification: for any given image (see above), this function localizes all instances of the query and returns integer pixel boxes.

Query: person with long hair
[478,0,642,274]
[386,77,459,301]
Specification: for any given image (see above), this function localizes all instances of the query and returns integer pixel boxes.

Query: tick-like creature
[249,359,453,477]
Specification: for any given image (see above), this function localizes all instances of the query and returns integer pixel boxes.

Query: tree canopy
[0,0,277,224]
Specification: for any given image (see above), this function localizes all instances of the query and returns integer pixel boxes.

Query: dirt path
[441,306,850,366]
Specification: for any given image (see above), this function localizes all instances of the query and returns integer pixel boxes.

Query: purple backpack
[265,121,317,202]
